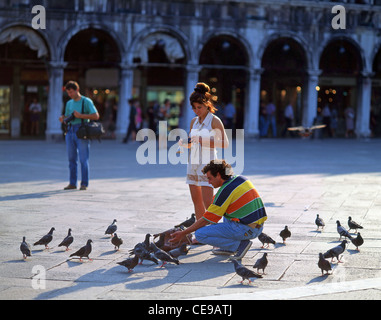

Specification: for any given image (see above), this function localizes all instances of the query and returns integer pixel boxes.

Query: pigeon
[58,228,74,251]
[153,233,166,249]
[315,214,325,231]
[323,240,348,263]
[318,253,332,276]
[258,232,276,248]
[70,239,93,262]
[231,259,262,284]
[128,234,152,256]
[111,233,123,250]
[105,219,117,236]
[169,243,189,259]
[174,213,196,228]
[20,236,31,260]
[253,253,268,274]
[348,216,364,233]
[133,243,159,265]
[279,226,291,244]
[149,242,179,267]
[336,220,353,241]
[350,232,364,251]
[34,227,55,249]
[287,124,326,137]
[117,255,139,272]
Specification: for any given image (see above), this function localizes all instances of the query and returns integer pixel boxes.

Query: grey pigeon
[70,239,93,262]
[348,217,363,233]
[58,228,74,251]
[315,214,325,231]
[20,236,31,259]
[258,232,276,248]
[231,259,262,284]
[336,220,353,241]
[34,227,55,249]
[318,253,332,276]
[111,233,123,250]
[323,240,348,263]
[169,243,189,258]
[253,253,268,274]
[279,226,291,244]
[350,232,364,251]
[133,243,159,265]
[105,219,117,236]
[149,242,179,267]
[128,233,152,256]
[117,255,139,272]
[174,213,196,228]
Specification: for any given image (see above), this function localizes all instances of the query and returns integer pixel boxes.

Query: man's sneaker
[212,247,235,256]
[231,240,252,260]
[64,184,76,190]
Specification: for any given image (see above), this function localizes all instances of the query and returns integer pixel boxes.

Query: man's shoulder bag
[76,99,104,142]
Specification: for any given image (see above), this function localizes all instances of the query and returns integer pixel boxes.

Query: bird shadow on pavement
[306,274,331,284]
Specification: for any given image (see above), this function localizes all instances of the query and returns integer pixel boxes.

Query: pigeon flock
[19,213,366,285]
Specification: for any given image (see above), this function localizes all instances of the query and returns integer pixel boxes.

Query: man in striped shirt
[170,160,267,259]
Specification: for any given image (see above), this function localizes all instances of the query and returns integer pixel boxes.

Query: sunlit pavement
[0,138,380,300]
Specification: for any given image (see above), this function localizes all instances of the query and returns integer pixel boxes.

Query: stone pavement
[0,138,381,301]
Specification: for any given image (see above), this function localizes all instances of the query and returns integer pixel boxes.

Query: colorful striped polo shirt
[203,175,267,225]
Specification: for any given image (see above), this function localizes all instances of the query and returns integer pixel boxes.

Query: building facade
[1,0,381,140]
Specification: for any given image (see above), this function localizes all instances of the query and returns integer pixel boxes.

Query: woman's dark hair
[189,82,217,114]
[65,81,80,91]
[202,159,234,180]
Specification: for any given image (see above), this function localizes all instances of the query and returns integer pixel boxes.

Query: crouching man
[170,159,267,259]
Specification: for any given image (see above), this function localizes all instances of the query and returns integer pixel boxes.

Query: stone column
[181,64,201,130]
[244,68,263,138]
[303,69,321,127]
[45,61,66,141]
[356,72,373,138]
[10,65,21,138]
[116,64,134,140]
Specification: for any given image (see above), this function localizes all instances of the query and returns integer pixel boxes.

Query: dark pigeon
[351,232,364,251]
[315,214,325,231]
[258,232,276,248]
[153,233,166,249]
[133,243,159,265]
[105,219,117,236]
[34,227,55,249]
[70,239,93,262]
[128,234,152,256]
[348,217,364,233]
[58,228,74,251]
[253,253,268,274]
[279,226,291,244]
[111,233,123,250]
[336,220,353,241]
[318,253,332,276]
[231,259,262,284]
[149,242,179,267]
[169,243,189,259]
[323,240,348,263]
[20,236,31,259]
[174,213,196,228]
[117,255,139,272]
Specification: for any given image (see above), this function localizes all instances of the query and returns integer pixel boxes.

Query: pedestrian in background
[59,81,99,190]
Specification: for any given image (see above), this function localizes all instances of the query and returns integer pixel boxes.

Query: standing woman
[182,83,229,223]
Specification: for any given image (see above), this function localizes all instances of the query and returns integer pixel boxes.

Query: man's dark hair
[65,81,80,91]
[202,159,234,180]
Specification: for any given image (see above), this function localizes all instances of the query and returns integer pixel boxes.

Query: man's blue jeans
[195,217,264,252]
[65,124,90,187]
